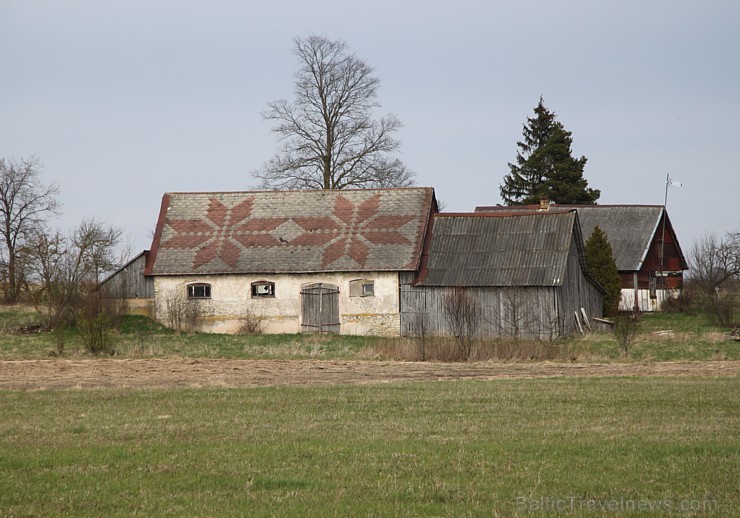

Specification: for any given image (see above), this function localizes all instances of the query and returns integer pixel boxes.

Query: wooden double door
[300,283,340,333]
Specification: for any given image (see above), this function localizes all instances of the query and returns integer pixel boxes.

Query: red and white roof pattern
[147,188,435,275]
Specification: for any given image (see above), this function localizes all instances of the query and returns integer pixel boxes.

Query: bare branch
[255,35,414,190]
[687,231,740,293]
[0,157,60,302]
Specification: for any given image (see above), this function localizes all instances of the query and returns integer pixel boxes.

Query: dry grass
[364,337,581,362]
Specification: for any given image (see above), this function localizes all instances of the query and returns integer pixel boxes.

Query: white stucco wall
[153,272,401,335]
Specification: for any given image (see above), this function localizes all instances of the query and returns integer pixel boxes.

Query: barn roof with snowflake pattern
[145,188,437,275]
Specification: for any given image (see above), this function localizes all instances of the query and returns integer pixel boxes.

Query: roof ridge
[165,187,435,196]
[437,211,574,217]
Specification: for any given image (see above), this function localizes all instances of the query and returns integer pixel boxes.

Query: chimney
[538,197,550,212]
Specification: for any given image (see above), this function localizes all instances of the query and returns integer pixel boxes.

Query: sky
[2,0,739,257]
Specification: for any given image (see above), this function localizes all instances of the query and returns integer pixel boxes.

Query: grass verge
[1,307,738,361]
[0,377,737,516]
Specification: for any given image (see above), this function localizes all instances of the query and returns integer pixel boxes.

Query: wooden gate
[300,283,340,333]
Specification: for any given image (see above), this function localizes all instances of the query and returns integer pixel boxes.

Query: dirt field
[1,359,738,390]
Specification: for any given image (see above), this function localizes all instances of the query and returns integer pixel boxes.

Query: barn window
[350,279,374,297]
[251,281,275,298]
[187,283,211,299]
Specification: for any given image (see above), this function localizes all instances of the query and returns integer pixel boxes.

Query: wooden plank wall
[400,248,603,341]
[557,238,604,335]
[101,253,154,299]
[400,273,561,340]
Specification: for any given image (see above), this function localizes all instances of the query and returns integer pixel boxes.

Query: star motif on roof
[162,197,287,270]
[291,194,416,268]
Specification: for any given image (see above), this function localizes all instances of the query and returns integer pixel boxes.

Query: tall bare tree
[687,231,740,294]
[26,219,122,330]
[0,157,60,303]
[255,35,414,190]
[686,230,739,325]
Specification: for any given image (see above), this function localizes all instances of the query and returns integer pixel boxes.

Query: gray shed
[99,250,154,299]
[401,211,603,340]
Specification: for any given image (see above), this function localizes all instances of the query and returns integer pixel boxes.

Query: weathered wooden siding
[401,282,561,340]
[557,237,603,335]
[300,283,341,333]
[400,240,603,340]
[100,252,154,299]
[401,271,567,340]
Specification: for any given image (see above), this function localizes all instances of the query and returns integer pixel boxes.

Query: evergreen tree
[500,97,600,205]
[585,225,621,316]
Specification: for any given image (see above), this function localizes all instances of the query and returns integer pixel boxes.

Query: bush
[441,288,481,361]
[77,312,112,354]
[237,310,264,335]
[711,292,737,327]
[661,290,693,314]
[613,309,641,358]
[163,289,202,334]
[76,291,118,354]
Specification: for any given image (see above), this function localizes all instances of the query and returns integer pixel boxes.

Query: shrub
[614,309,641,358]
[76,291,118,354]
[238,310,264,335]
[441,288,481,361]
[163,289,202,334]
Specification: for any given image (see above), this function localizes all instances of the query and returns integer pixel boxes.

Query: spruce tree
[500,97,600,205]
[585,225,621,316]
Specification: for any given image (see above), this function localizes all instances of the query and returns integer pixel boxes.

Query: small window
[251,281,275,298]
[350,279,374,297]
[187,283,211,299]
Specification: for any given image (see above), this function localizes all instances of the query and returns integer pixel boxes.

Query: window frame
[251,280,276,298]
[349,279,375,298]
[187,283,212,299]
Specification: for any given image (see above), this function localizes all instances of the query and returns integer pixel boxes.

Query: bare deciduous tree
[687,231,740,293]
[0,157,60,302]
[686,230,739,325]
[26,219,123,353]
[255,35,414,190]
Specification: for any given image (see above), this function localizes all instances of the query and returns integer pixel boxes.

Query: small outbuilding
[98,250,154,316]
[401,211,604,340]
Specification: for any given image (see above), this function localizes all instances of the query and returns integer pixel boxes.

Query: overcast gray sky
[2,0,738,255]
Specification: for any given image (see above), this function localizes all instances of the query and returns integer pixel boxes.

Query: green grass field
[0,377,737,516]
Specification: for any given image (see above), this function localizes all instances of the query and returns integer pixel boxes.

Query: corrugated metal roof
[148,188,435,275]
[418,212,577,287]
[475,204,667,271]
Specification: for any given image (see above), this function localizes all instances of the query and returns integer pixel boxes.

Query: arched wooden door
[300,283,340,333]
